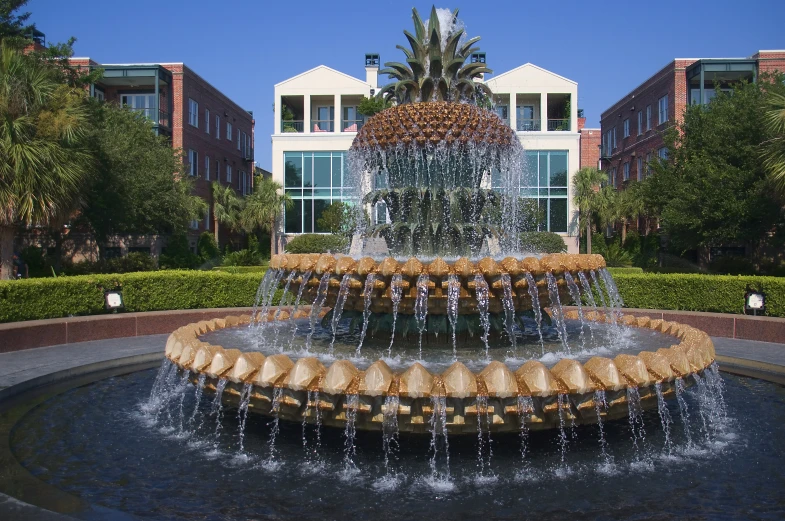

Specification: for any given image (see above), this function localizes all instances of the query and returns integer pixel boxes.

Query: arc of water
[343,394,360,472]
[188,373,207,428]
[545,272,570,353]
[428,395,451,480]
[237,383,252,453]
[356,274,376,356]
[593,390,611,464]
[524,272,545,353]
[305,273,331,352]
[271,271,296,347]
[556,394,569,467]
[387,274,404,358]
[250,269,276,325]
[517,395,533,465]
[257,270,286,338]
[500,274,517,352]
[287,270,312,352]
[564,273,587,350]
[577,272,598,343]
[654,382,673,454]
[329,274,352,353]
[474,273,491,358]
[674,377,694,448]
[626,386,647,459]
[267,386,284,464]
[382,395,401,475]
[447,274,461,360]
[414,274,430,360]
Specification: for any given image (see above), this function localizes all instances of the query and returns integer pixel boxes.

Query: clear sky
[27,0,785,171]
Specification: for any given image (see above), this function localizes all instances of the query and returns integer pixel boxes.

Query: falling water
[654,383,673,454]
[447,274,461,360]
[267,387,284,465]
[593,390,611,464]
[175,370,191,434]
[343,394,360,472]
[271,271,296,346]
[356,274,376,356]
[382,395,401,474]
[706,362,728,422]
[428,395,451,481]
[516,395,533,465]
[556,394,569,467]
[599,268,624,325]
[414,274,430,360]
[524,272,545,352]
[149,360,178,423]
[500,274,517,351]
[590,270,612,325]
[211,380,228,447]
[388,274,404,358]
[626,387,647,458]
[474,273,491,358]
[692,372,714,442]
[674,377,694,447]
[237,383,252,453]
[149,359,174,404]
[329,274,352,353]
[286,270,312,351]
[475,395,493,477]
[545,272,570,353]
[302,390,322,464]
[564,272,587,349]
[305,273,331,351]
[257,269,285,334]
[188,373,207,427]
[250,269,276,325]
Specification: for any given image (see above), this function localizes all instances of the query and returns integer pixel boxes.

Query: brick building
[578,117,600,170]
[69,57,255,255]
[600,50,785,188]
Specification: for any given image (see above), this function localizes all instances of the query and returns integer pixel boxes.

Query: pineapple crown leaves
[378,6,493,105]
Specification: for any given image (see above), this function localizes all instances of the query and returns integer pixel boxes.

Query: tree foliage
[0,0,31,42]
[240,175,292,256]
[316,201,355,236]
[640,79,785,255]
[357,96,391,117]
[762,89,785,194]
[571,166,606,253]
[79,102,205,248]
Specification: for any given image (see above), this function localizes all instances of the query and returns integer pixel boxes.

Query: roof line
[275,65,369,88]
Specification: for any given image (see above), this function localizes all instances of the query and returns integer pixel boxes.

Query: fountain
[160,5,716,460]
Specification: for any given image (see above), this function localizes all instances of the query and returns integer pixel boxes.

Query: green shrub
[20,246,52,278]
[212,266,268,273]
[708,256,756,276]
[159,233,201,270]
[607,267,644,275]
[198,232,221,262]
[61,252,157,275]
[0,271,279,322]
[519,232,567,253]
[222,249,263,266]
[609,273,785,317]
[593,238,634,267]
[285,234,349,254]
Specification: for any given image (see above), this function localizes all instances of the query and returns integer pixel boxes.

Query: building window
[284,151,353,233]
[612,127,617,150]
[190,219,199,230]
[188,99,198,127]
[238,130,241,150]
[637,157,643,181]
[204,156,210,181]
[610,167,617,188]
[216,116,220,139]
[637,111,643,135]
[188,149,198,176]
[623,119,630,138]
[226,122,232,141]
[216,160,220,183]
[245,134,251,158]
[205,109,210,134]
[623,162,630,181]
[226,165,232,184]
[646,105,651,131]
[658,147,669,160]
[658,95,668,124]
[205,205,210,231]
[646,152,652,176]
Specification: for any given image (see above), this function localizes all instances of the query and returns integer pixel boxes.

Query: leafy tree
[0,0,31,42]
[357,96,391,117]
[211,181,243,247]
[317,201,355,235]
[762,89,785,194]
[571,166,606,253]
[641,79,785,261]
[197,231,220,263]
[78,102,205,255]
[0,43,92,279]
[240,175,292,257]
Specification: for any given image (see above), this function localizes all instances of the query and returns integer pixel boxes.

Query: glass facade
[284,151,352,233]
[493,150,569,233]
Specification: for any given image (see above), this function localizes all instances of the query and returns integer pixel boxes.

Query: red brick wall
[754,51,785,75]
[579,127,600,169]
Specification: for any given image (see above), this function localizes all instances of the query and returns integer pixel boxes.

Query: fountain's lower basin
[165,310,715,434]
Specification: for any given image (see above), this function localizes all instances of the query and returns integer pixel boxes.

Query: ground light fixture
[104,288,124,313]
[744,287,765,316]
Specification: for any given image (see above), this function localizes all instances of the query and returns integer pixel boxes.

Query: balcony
[281,120,304,133]
[129,107,171,129]
[243,148,254,162]
[341,119,364,132]
[547,119,571,131]
[517,119,541,132]
[312,120,334,132]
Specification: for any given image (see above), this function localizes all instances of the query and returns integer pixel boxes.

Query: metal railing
[129,107,170,128]
[341,119,364,132]
[281,120,304,133]
[547,119,571,131]
[517,119,541,131]
[312,120,334,132]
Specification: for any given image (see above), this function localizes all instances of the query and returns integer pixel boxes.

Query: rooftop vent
[365,54,380,67]
[470,52,486,64]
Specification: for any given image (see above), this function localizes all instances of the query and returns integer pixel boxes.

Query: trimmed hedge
[611,273,785,317]
[607,267,644,275]
[212,266,268,273]
[284,234,349,254]
[0,271,278,323]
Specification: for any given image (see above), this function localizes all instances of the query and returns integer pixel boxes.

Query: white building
[271,55,580,254]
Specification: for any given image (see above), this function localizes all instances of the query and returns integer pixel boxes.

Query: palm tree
[240,176,292,257]
[376,6,493,105]
[0,43,92,279]
[211,181,243,248]
[572,167,606,254]
[763,90,785,194]
[617,182,645,244]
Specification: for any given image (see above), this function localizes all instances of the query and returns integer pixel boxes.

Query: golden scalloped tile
[480,361,518,398]
[638,351,675,382]
[229,352,265,383]
[584,356,624,391]
[359,360,394,396]
[441,362,477,398]
[515,360,559,397]
[398,363,433,398]
[321,360,359,395]
[614,354,652,387]
[253,354,294,387]
[551,359,595,394]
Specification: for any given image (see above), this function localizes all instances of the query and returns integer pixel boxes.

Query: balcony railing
[312,120,334,132]
[547,119,571,131]
[341,119,364,132]
[281,120,304,133]
[517,119,541,131]
[129,107,170,128]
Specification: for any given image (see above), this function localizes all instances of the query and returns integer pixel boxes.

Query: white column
[334,94,341,133]
[509,92,517,132]
[274,95,281,134]
[540,92,548,132]
[304,95,311,134]
[571,92,577,132]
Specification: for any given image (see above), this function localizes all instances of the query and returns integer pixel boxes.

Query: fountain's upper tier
[350,102,521,190]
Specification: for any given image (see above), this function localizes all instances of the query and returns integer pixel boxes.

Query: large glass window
[493,150,569,233]
[284,151,353,233]
[121,93,156,120]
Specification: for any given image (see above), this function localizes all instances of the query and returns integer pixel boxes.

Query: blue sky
[28,0,785,170]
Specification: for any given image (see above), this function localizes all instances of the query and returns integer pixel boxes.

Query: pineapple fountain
[154,6,719,477]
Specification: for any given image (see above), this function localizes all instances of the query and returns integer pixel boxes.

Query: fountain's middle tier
[269,252,606,318]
